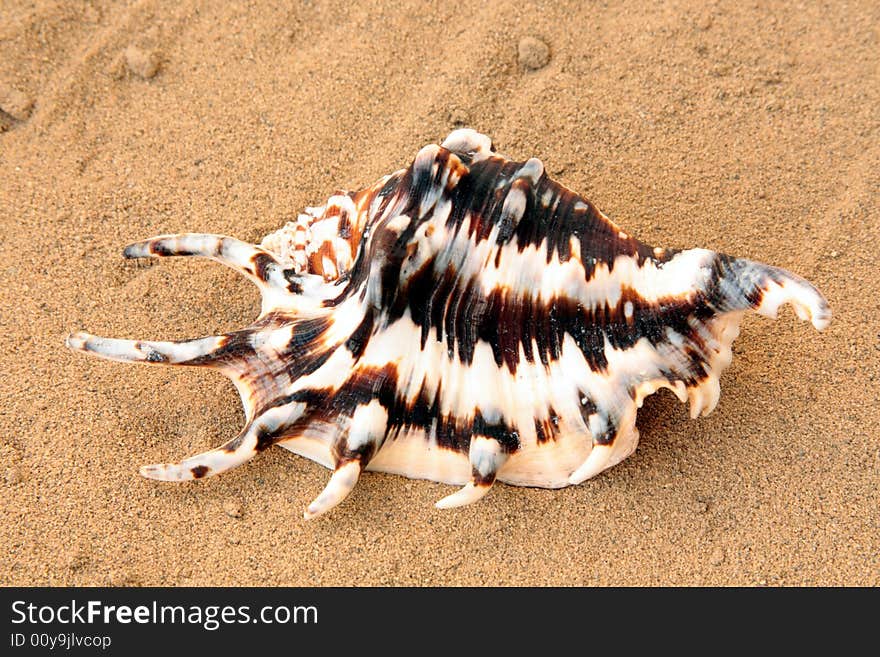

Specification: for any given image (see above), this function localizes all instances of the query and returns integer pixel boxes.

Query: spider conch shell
[67,129,830,518]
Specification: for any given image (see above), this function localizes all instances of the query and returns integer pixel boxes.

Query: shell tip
[811,305,832,331]
[122,242,149,259]
[139,463,193,481]
[65,331,89,350]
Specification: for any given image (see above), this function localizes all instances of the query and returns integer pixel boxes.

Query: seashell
[66,130,831,518]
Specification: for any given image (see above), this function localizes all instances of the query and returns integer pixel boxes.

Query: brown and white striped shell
[66,129,831,518]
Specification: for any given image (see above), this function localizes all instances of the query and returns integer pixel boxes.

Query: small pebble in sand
[691,499,709,514]
[109,570,140,586]
[67,550,89,572]
[124,46,160,79]
[5,465,25,485]
[0,85,34,121]
[518,36,550,71]
[710,547,725,566]
[223,498,243,518]
[447,107,470,127]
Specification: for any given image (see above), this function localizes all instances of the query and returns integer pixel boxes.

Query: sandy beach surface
[1,1,877,586]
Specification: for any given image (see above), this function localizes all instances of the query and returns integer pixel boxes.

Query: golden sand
[1,1,877,586]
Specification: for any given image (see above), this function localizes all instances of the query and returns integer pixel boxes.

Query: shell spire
[66,129,830,518]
